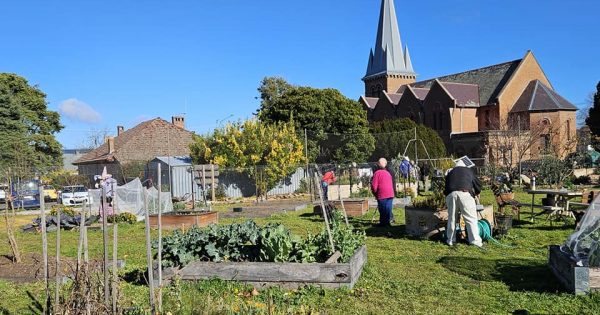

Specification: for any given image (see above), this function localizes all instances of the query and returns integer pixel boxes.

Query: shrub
[107,212,137,224]
[50,205,77,217]
[573,175,592,185]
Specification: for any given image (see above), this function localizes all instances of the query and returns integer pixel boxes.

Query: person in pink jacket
[371,158,394,227]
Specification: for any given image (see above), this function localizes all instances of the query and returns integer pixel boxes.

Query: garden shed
[147,156,203,202]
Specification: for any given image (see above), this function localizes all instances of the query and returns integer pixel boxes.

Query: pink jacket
[371,169,394,200]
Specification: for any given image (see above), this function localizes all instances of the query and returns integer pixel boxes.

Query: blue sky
[1,0,598,148]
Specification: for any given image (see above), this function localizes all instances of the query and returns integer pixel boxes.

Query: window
[541,134,551,153]
[439,112,444,130]
[433,113,437,129]
[484,110,490,128]
[566,119,571,140]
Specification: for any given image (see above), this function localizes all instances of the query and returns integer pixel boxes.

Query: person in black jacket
[444,160,483,247]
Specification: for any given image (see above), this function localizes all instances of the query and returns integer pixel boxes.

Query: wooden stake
[157,163,163,314]
[55,205,61,314]
[111,183,118,314]
[39,180,50,314]
[101,187,109,307]
[211,164,215,202]
[143,190,156,313]
[314,173,335,253]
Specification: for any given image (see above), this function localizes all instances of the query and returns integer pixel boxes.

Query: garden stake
[101,187,110,307]
[143,189,156,313]
[338,167,349,227]
[314,172,335,253]
[55,205,61,314]
[112,182,118,314]
[77,201,86,266]
[39,181,50,314]
[157,163,163,314]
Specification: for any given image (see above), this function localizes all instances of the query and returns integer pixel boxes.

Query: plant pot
[495,214,513,235]
[233,207,243,213]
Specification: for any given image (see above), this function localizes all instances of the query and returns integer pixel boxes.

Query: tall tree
[190,119,305,199]
[369,118,446,160]
[0,73,63,175]
[257,85,375,163]
[586,81,600,150]
[256,76,293,114]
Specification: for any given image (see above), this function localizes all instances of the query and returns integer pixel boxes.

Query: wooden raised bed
[163,246,367,289]
[548,245,600,294]
[313,199,369,217]
[404,205,494,237]
[148,211,218,229]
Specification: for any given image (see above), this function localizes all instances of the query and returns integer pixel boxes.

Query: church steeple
[363,0,416,97]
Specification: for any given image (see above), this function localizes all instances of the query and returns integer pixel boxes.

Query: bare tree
[82,128,112,149]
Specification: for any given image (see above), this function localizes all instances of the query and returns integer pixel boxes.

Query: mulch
[0,253,76,283]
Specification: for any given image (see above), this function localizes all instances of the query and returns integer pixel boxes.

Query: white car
[0,186,6,202]
[60,185,92,205]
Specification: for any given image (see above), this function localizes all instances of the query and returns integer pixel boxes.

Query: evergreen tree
[0,73,63,175]
[586,81,600,149]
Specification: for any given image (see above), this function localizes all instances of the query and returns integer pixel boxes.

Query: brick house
[73,116,195,183]
[360,0,578,165]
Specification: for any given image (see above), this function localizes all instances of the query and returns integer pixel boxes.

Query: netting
[563,194,600,266]
[88,178,172,220]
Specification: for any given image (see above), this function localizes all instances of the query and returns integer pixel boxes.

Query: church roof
[440,82,480,107]
[411,58,521,105]
[360,96,380,109]
[411,87,429,100]
[510,80,578,113]
[364,0,415,78]
[385,92,403,105]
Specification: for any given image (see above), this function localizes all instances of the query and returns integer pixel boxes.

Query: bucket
[495,214,513,235]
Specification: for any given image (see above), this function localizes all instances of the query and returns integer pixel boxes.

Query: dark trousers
[377,198,393,226]
[322,182,329,201]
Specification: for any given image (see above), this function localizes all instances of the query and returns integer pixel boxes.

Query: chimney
[107,137,115,154]
[172,116,185,129]
[117,125,124,136]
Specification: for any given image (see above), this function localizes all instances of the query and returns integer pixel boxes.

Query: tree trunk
[4,193,21,263]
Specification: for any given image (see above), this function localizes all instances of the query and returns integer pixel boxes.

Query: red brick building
[360,0,578,165]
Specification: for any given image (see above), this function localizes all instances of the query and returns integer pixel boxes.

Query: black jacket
[444,166,481,197]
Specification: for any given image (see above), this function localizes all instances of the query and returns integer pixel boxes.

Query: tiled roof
[440,82,480,107]
[510,80,578,113]
[411,58,522,105]
[411,88,429,100]
[74,118,195,165]
[387,93,403,105]
[361,96,380,109]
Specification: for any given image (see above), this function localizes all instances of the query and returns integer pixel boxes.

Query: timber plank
[165,246,367,289]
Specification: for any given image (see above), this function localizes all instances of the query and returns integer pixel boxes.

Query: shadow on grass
[438,256,563,293]
[122,269,148,285]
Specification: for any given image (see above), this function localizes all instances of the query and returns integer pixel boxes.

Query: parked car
[0,184,8,203]
[43,185,58,201]
[60,185,92,205]
[12,180,41,209]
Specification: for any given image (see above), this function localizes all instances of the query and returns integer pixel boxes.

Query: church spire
[364,0,415,79]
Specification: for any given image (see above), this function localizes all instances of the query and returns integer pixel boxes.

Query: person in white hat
[444,159,483,247]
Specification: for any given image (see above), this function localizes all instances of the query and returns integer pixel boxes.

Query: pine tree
[586,81,600,149]
[586,81,600,136]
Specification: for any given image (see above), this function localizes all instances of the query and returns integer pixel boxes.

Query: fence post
[211,164,216,202]
[157,163,163,314]
[39,181,50,314]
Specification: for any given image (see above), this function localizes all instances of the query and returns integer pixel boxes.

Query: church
[359,0,578,165]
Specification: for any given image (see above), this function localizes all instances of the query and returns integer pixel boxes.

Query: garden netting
[88,178,172,220]
[563,193,600,266]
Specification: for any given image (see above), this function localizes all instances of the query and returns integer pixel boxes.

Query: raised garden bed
[148,211,218,229]
[548,245,600,294]
[162,245,367,289]
[313,199,368,217]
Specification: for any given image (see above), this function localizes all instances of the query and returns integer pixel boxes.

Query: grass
[1,189,600,314]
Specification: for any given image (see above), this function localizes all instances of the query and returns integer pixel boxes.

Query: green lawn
[1,189,600,314]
